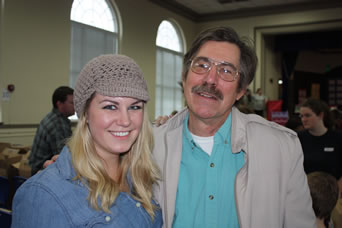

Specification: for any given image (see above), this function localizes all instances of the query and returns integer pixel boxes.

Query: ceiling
[149,0,342,22]
[149,0,342,53]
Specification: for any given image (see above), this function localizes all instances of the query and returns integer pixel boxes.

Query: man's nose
[203,65,219,85]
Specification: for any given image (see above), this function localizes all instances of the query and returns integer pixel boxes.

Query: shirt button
[210,163,215,167]
[105,216,111,222]
[209,195,214,200]
[136,202,141,207]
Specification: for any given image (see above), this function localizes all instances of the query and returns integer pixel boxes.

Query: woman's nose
[117,109,131,126]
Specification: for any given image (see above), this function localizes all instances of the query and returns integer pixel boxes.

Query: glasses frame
[190,56,240,82]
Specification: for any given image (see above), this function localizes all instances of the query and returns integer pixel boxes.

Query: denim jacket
[12,146,163,228]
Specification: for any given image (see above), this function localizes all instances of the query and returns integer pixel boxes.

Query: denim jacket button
[136,202,141,207]
[105,216,111,222]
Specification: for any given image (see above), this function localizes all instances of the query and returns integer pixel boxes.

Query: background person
[298,98,342,181]
[12,55,162,227]
[252,88,267,117]
[307,172,339,228]
[29,86,74,175]
[153,26,315,228]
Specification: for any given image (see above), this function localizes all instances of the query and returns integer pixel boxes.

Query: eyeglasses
[190,56,239,82]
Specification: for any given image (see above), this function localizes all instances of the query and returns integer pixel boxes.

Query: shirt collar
[183,112,232,145]
[52,108,71,123]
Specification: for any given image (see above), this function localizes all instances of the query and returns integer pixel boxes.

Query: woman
[11,54,162,227]
[298,98,342,181]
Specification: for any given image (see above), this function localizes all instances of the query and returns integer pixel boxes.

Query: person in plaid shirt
[29,86,74,175]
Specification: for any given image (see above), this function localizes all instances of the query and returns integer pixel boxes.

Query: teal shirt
[172,113,245,228]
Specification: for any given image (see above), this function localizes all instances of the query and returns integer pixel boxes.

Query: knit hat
[74,54,149,117]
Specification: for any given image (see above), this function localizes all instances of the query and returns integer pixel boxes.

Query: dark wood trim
[0,124,39,129]
[0,121,78,129]
[149,0,342,22]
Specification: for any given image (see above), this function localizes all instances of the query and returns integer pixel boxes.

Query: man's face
[59,94,75,117]
[183,41,245,124]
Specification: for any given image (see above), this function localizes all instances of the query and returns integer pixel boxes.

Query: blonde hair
[68,98,160,218]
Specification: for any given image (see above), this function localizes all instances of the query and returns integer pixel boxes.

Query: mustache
[191,83,223,100]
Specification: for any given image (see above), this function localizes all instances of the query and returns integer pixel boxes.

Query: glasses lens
[191,57,211,74]
[217,63,236,81]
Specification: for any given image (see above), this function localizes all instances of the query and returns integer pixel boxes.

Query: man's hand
[153,115,170,127]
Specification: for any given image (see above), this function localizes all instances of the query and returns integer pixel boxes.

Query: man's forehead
[196,41,240,64]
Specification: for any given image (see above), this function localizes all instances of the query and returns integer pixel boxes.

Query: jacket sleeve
[284,136,316,228]
[11,182,73,228]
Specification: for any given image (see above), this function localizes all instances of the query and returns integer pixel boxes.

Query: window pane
[70,22,116,88]
[71,0,116,32]
[156,20,182,52]
[155,20,183,117]
[155,47,183,116]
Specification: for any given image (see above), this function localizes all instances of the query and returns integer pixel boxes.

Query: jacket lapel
[164,124,183,227]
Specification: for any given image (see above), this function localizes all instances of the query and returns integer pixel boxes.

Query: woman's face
[86,93,144,159]
[299,107,322,130]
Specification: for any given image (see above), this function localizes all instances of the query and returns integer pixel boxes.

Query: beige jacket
[153,107,316,228]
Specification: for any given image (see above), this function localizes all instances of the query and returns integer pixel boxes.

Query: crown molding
[149,0,342,22]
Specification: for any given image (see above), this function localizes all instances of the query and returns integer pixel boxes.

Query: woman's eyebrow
[99,99,119,105]
[130,100,144,105]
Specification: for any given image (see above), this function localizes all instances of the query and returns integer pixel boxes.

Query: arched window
[155,20,184,117]
[69,0,118,89]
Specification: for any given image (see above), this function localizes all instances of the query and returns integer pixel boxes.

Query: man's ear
[56,100,64,112]
[236,88,246,101]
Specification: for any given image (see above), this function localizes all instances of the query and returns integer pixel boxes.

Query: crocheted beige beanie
[74,54,149,117]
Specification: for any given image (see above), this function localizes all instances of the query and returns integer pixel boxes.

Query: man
[29,86,74,175]
[153,27,316,227]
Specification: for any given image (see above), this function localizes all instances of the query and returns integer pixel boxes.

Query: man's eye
[196,62,210,69]
[103,105,117,110]
[220,67,232,74]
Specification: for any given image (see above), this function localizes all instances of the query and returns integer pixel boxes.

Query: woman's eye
[129,105,142,110]
[103,105,117,110]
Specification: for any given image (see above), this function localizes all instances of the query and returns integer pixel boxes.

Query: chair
[12,176,27,193]
[0,176,10,208]
[0,207,12,228]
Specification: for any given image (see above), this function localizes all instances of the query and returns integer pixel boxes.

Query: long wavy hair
[68,95,160,218]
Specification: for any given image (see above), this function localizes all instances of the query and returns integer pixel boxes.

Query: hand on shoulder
[43,154,59,169]
[153,115,170,127]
